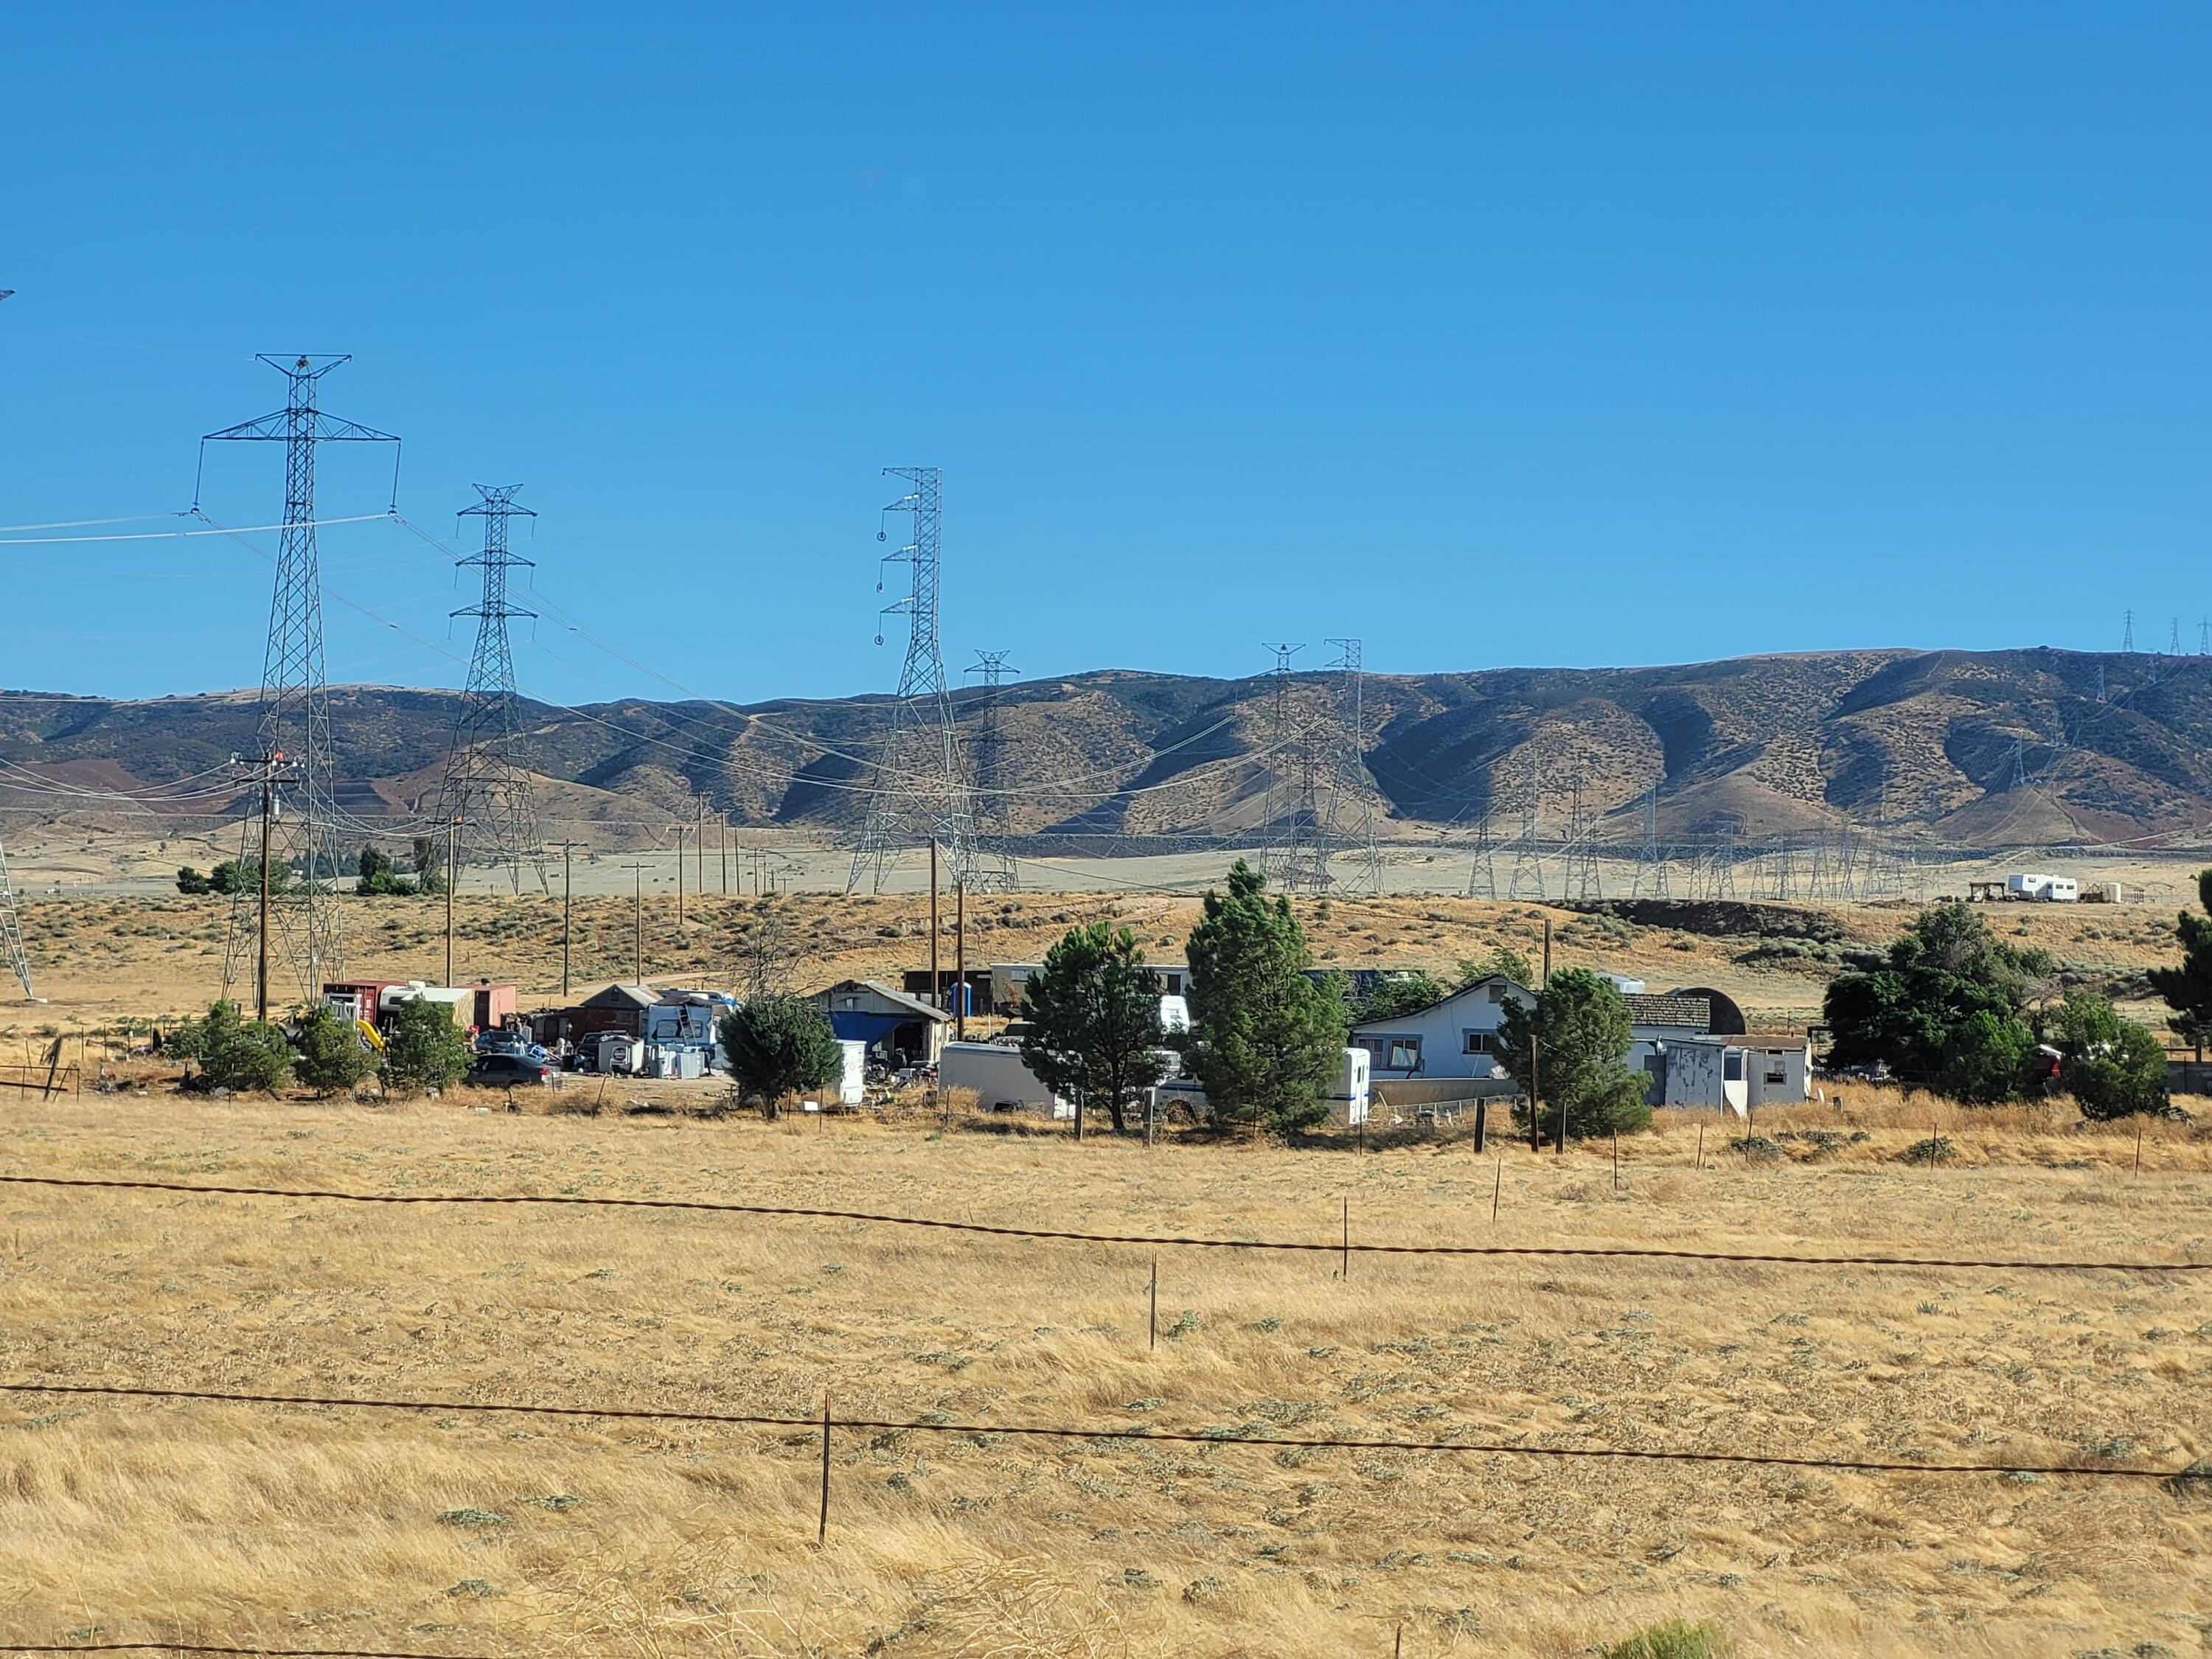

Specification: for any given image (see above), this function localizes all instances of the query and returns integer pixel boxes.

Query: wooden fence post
[1472,1099,1487,1154]
[818,1389,832,1545]
[1340,1196,1350,1279]
[1491,1157,1502,1224]
[1149,1256,1158,1351]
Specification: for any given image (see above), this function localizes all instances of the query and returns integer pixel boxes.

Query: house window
[1462,1031,1492,1055]
[1724,1051,1745,1082]
[1764,1060,1787,1085]
[1386,1037,1422,1071]
[1161,973,1185,995]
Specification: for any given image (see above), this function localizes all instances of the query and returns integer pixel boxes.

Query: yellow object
[355,1018,386,1052]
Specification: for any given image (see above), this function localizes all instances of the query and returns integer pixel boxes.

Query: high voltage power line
[963,648,1019,891]
[435,485,546,894]
[849,467,975,892]
[195,355,400,1006]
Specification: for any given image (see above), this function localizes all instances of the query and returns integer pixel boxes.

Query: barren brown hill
[7,646,2211,848]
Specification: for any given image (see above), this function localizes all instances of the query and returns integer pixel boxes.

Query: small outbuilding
[815,979,953,1068]
[564,983,659,1045]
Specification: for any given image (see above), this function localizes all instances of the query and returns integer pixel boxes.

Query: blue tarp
[828,1009,911,1048]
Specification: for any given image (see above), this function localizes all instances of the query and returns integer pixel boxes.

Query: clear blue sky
[4,4,2209,706]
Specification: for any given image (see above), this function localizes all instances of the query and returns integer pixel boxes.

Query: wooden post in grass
[1528,1035,1540,1152]
[1696,1121,1705,1171]
[445,814,459,987]
[953,880,967,1041]
[1472,1099,1487,1154]
[1491,1157,1502,1224]
[560,841,574,1000]
[1340,1195,1350,1279]
[1394,1624,1402,1659]
[1613,1128,1621,1190]
[818,1388,832,1545]
[2134,1117,2144,1177]
[628,861,645,981]
[1149,1256,1158,1350]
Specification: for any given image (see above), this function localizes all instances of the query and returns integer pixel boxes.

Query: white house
[1349,975,1531,1080]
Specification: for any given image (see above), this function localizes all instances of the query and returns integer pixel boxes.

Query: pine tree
[2149,869,2212,1057]
[383,996,471,1095]
[1495,967,1650,1140]
[716,995,844,1118]
[1019,921,1168,1135]
[1181,860,1346,1135]
[293,1004,381,1097]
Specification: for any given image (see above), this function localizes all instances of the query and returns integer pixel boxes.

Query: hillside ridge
[4,646,2208,848]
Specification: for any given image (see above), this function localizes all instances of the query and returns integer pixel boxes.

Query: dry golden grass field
[2,1082,2209,1658]
[1,885,2198,1041]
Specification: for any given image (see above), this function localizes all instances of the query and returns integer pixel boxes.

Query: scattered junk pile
[321,978,742,1088]
[526,983,736,1079]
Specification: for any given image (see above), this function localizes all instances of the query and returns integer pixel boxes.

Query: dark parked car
[466,1053,553,1088]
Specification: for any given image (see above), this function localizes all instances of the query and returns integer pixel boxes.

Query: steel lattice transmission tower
[1256,643,1333,889]
[0,838,30,999]
[963,650,1020,892]
[849,467,975,892]
[1323,638,1384,894]
[199,355,400,1006]
[0,288,30,998]
[1506,755,1548,901]
[437,485,546,894]
[1630,785,1669,899]
[1464,812,1498,898]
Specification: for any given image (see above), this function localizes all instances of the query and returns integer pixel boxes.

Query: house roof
[1624,992,1712,1030]
[823,979,953,1023]
[1349,974,1531,1033]
[1664,984,1747,1035]
[580,982,657,1009]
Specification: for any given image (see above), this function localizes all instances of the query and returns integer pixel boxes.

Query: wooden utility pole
[954,880,967,1040]
[695,796,706,898]
[675,827,686,928]
[622,860,647,982]
[560,841,574,1000]
[1542,915,1551,983]
[719,818,728,895]
[928,838,941,1012]
[255,753,275,1023]
[445,815,459,987]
